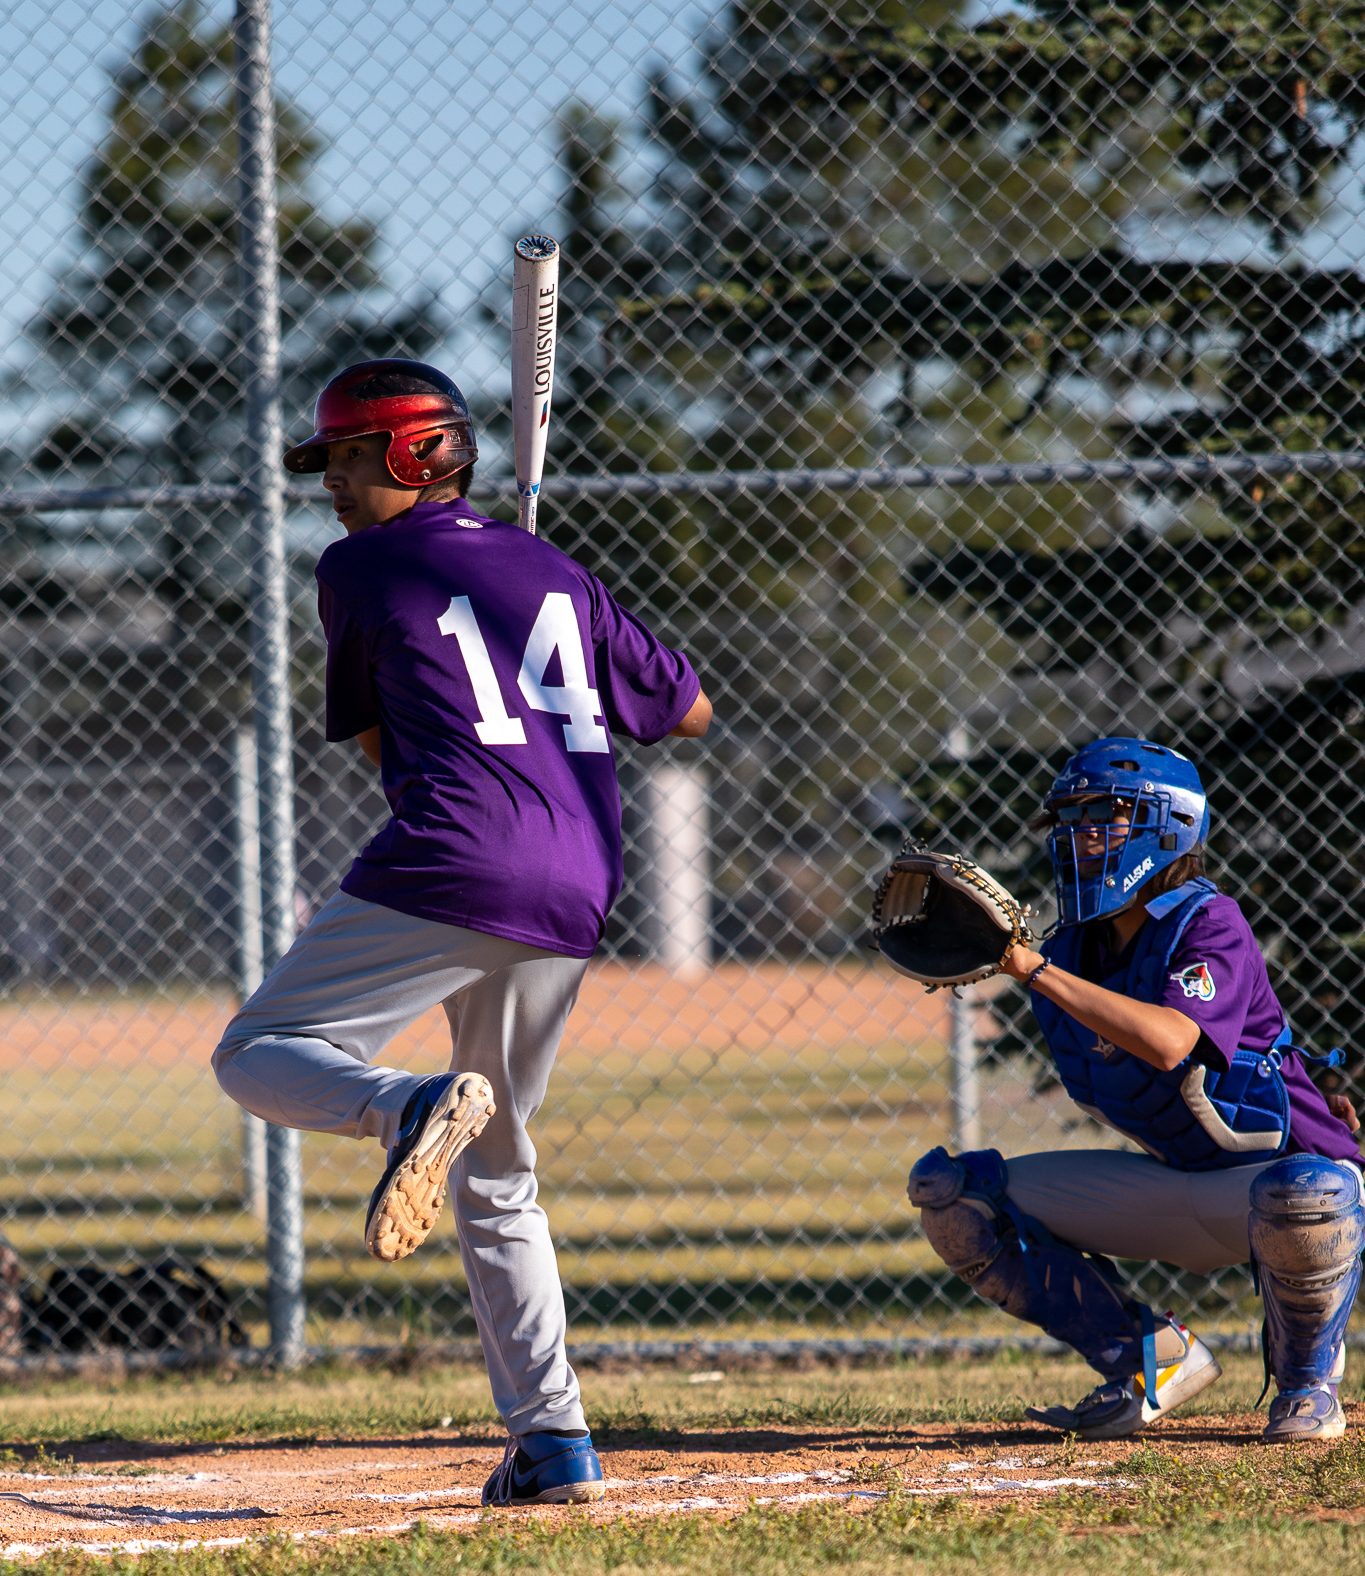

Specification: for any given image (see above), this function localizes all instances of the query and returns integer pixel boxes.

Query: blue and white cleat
[364,1072,496,1263]
[1263,1385,1346,1442]
[1263,1345,1348,1443]
[1026,1320,1222,1441]
[482,1430,606,1507]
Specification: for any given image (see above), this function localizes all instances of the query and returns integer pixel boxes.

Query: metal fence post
[231,724,268,1219]
[948,988,981,1153]
[234,0,305,1367]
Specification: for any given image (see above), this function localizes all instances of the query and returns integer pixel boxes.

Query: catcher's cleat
[1262,1384,1347,1443]
[1262,1343,1347,1444]
[365,1072,496,1263]
[482,1430,605,1507]
[1026,1322,1221,1441]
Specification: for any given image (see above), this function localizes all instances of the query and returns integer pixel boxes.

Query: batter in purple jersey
[318,496,696,956]
[213,360,710,1507]
[902,737,1363,1446]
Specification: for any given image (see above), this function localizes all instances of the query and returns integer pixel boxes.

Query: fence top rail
[2,449,1364,517]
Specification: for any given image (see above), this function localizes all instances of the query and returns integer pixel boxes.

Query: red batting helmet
[282,359,478,486]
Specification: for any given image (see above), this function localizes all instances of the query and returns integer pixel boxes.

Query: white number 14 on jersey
[436,592,609,754]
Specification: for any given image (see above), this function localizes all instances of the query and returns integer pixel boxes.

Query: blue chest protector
[1031,879,1292,1172]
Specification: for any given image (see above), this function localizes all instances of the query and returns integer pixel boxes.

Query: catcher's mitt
[871,842,1034,990]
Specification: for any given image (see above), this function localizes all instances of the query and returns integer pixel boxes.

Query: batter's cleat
[1026,1321,1222,1441]
[481,1431,605,1507]
[364,1072,496,1263]
[1263,1384,1347,1443]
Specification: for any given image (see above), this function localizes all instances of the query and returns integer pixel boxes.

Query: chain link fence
[2,0,1363,1360]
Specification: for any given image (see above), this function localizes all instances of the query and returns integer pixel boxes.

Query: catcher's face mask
[1043,736,1209,927]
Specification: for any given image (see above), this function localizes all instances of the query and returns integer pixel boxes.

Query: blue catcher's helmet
[1044,736,1210,928]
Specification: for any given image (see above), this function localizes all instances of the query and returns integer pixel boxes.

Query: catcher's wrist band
[1025,958,1052,989]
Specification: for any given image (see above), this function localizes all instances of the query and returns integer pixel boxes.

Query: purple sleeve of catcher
[1157,898,1280,1071]
[1161,896,1359,1161]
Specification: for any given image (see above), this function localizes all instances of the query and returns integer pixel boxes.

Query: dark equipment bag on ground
[0,1235,22,1358]
[5,1245,245,1355]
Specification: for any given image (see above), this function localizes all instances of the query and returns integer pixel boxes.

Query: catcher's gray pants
[212,890,590,1435]
[1006,1149,1360,1273]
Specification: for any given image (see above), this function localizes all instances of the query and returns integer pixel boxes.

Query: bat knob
[515,234,559,263]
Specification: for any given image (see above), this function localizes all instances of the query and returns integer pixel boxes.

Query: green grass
[0,1350,1289,1453]
[0,1349,1265,1447]
[12,1503,1350,1576]
[3,1354,1364,1574]
[6,1512,1361,1576]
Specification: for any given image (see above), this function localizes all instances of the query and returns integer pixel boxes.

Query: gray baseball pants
[212,890,590,1435]
[1006,1149,1359,1273]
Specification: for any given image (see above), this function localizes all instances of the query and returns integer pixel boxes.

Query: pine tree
[594,2,1001,953]
[9,0,442,625]
[684,0,1365,1052]
[606,0,1164,952]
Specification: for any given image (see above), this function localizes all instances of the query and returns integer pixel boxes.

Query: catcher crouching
[875,736,1363,1443]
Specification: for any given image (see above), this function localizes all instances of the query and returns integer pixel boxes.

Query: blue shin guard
[1249,1155,1365,1395]
[908,1146,1149,1383]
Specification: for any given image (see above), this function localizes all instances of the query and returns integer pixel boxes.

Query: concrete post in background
[649,763,711,976]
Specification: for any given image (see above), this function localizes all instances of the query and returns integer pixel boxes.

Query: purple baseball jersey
[1135,895,1358,1162]
[316,499,701,957]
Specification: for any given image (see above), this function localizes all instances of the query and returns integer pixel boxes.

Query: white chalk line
[4,1477,228,1499]
[0,1499,271,1531]
[0,1462,1122,1560]
[1,1472,225,1489]
[0,1493,867,1561]
[7,1459,469,1487]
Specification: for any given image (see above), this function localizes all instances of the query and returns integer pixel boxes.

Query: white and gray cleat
[1026,1321,1222,1441]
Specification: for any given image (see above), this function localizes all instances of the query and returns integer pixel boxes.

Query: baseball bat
[510,233,560,534]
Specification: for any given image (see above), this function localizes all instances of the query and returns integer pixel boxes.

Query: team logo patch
[1171,962,1216,1001]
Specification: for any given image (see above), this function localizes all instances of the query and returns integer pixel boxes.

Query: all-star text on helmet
[283,359,477,486]
[1043,736,1210,928]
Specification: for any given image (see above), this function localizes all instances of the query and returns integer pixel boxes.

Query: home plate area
[0,1423,1227,1559]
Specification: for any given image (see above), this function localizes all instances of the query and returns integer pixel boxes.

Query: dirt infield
[0,1416,1286,1560]
[0,962,946,1072]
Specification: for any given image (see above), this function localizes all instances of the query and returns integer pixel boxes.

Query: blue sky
[2,0,710,368]
[6,0,1364,394]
